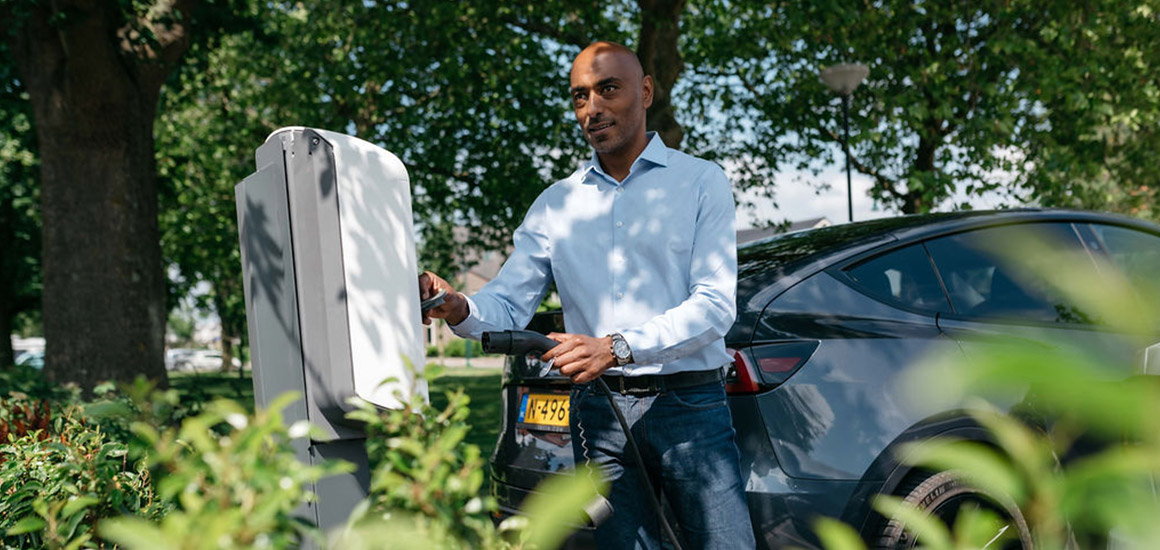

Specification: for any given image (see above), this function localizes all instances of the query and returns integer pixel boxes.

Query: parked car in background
[489,209,1160,550]
[171,349,242,372]
[15,349,44,370]
[165,348,196,371]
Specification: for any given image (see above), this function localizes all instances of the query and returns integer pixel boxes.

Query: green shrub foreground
[0,365,598,549]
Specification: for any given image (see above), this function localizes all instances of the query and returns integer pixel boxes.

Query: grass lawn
[170,369,256,412]
[427,366,505,460]
[170,365,505,459]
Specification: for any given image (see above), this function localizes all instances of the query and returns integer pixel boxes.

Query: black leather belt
[601,367,725,395]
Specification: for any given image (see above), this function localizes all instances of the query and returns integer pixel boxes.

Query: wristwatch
[609,333,633,366]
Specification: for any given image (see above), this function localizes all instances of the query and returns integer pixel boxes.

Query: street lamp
[820,63,869,222]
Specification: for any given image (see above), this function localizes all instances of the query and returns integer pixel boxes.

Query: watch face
[613,338,630,359]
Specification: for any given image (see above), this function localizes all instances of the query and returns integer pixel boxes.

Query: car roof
[729,208,1160,344]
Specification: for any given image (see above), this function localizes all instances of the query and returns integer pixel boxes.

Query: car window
[925,223,1099,324]
[1086,224,1160,305]
[845,244,951,314]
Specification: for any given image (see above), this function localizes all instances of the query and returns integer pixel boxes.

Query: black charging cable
[482,330,685,550]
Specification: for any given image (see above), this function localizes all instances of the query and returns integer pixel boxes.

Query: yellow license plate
[519,392,570,428]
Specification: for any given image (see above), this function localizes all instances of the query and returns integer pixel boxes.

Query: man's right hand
[419,271,469,326]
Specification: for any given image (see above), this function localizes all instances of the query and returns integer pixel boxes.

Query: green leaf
[519,464,607,550]
[61,495,100,519]
[5,515,47,536]
[813,516,868,550]
[99,517,176,550]
[898,440,1026,505]
[873,495,953,550]
[83,400,132,419]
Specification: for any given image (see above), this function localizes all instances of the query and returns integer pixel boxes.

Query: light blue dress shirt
[450,132,737,375]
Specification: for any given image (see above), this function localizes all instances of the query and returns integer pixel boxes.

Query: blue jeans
[569,380,756,550]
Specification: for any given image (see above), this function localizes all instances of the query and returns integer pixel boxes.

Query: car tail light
[725,348,762,394]
[725,341,819,394]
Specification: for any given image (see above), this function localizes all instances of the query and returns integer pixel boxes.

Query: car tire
[873,471,1033,550]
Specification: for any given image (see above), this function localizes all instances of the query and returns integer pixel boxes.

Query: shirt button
[616,292,624,299]
[616,221,623,228]
[616,187,623,193]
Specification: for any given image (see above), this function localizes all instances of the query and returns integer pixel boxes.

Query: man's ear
[642,74,655,109]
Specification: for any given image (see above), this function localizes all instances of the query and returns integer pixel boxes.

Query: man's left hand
[542,333,614,384]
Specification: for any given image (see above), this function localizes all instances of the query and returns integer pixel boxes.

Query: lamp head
[820,63,870,96]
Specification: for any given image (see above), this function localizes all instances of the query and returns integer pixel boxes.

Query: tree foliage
[253,0,630,274]
[155,0,632,344]
[681,0,1160,217]
[1013,2,1160,220]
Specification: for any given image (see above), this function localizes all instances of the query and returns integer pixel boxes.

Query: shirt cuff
[618,328,658,366]
[448,295,484,340]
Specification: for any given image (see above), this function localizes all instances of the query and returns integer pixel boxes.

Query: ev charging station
[235,127,427,533]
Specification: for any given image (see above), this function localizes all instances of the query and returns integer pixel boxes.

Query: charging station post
[235,128,427,540]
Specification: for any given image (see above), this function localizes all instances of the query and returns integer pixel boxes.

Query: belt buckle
[625,385,652,396]
[627,377,659,396]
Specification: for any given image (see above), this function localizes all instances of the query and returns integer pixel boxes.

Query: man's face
[570,48,653,155]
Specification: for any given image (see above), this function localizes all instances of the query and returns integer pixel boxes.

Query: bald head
[572,41,645,81]
[569,41,654,170]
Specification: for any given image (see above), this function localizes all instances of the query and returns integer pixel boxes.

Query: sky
[735,165,1015,230]
[735,168,885,229]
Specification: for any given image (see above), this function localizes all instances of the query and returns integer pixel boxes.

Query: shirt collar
[582,132,670,185]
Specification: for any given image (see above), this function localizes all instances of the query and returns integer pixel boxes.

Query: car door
[751,242,962,481]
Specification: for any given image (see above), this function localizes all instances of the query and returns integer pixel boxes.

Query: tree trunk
[0,206,15,367]
[213,286,238,373]
[0,300,12,367]
[7,1,192,391]
[905,132,938,214]
[220,334,236,373]
[638,0,686,149]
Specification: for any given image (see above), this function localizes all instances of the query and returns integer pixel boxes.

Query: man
[420,41,754,549]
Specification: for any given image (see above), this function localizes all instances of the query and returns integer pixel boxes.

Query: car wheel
[873,471,1033,550]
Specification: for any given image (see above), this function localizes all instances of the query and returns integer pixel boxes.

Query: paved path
[425,355,505,369]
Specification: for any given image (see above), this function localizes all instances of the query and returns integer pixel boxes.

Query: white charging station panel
[299,127,427,410]
[238,127,430,535]
[239,127,426,442]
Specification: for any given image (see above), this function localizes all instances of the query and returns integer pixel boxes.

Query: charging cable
[482,330,686,550]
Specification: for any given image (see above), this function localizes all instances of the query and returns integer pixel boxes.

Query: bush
[100,394,351,549]
[0,392,160,549]
[337,365,602,550]
[0,365,594,550]
[342,364,505,549]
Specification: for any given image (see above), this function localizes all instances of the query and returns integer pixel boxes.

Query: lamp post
[820,63,869,223]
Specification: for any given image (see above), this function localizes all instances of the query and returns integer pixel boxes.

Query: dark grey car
[488,209,1160,549]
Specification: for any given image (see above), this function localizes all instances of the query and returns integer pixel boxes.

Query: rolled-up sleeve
[449,196,554,341]
[619,166,737,365]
